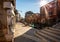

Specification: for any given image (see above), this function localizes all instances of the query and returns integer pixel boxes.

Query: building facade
[0,0,16,41]
[57,0,60,21]
[40,0,58,25]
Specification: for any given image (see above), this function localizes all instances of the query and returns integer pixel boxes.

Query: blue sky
[16,0,53,18]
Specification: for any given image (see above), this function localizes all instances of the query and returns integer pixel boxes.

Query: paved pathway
[14,22,60,42]
[14,22,41,42]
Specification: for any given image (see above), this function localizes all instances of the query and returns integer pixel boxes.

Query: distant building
[16,13,21,22]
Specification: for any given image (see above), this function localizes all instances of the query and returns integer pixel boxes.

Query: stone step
[35,30,60,42]
[40,30,60,40]
[53,26,60,29]
[52,23,60,28]
[49,27,60,32]
[35,32,48,42]
[53,27,60,29]
[44,28,60,35]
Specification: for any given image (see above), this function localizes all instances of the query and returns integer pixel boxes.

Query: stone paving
[14,22,60,42]
[14,22,40,42]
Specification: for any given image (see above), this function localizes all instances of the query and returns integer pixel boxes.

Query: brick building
[57,0,60,21]
[40,0,58,25]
